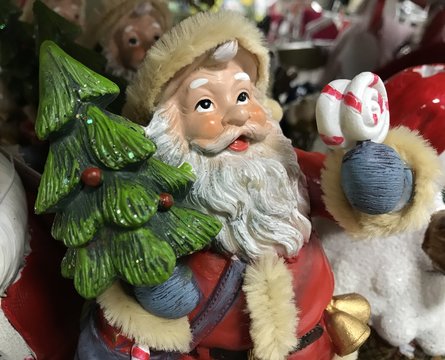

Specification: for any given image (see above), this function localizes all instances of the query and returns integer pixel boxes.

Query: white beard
[145,107,312,260]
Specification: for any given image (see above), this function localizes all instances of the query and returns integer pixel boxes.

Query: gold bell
[325,293,371,356]
[329,293,371,323]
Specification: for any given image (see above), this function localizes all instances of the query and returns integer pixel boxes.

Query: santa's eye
[128,37,139,46]
[195,99,214,112]
[237,91,249,105]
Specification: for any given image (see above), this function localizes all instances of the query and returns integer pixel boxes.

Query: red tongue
[228,136,249,152]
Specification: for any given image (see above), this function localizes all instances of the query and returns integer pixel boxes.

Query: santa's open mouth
[228,136,250,152]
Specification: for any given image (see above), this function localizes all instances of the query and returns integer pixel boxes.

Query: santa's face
[166,50,271,153]
[114,13,163,71]
[146,50,312,259]
[104,2,165,80]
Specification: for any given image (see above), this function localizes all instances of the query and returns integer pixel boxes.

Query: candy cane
[316,72,390,150]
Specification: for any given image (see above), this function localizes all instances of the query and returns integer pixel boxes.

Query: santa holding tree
[32,9,444,360]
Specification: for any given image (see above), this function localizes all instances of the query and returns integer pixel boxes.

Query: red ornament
[81,167,103,187]
[158,193,174,210]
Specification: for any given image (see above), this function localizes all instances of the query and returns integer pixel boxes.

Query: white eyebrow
[189,78,209,89]
[234,72,250,81]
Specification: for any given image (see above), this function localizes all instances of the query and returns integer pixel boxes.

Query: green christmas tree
[35,41,222,299]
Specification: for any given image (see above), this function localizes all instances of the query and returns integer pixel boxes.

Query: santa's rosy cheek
[183,113,225,140]
[248,104,267,125]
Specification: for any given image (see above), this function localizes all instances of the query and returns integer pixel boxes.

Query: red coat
[186,235,335,360]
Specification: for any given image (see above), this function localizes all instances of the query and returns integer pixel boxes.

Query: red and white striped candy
[131,344,150,360]
[316,72,390,150]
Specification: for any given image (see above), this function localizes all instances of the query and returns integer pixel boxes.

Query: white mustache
[190,120,270,154]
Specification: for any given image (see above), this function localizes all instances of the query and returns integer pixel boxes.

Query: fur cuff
[321,127,443,238]
[243,254,299,360]
[97,282,192,352]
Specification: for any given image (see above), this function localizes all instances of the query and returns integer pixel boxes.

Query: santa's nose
[222,106,249,126]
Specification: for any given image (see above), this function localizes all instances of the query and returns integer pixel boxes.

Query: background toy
[81,0,172,82]
[318,64,445,359]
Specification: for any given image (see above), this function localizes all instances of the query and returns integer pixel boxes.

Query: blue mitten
[134,262,201,319]
[341,141,414,215]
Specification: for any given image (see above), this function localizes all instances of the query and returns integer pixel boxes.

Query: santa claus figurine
[319,64,445,360]
[74,10,442,360]
[81,0,172,83]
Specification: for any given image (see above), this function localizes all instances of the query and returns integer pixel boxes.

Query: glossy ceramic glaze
[385,64,445,153]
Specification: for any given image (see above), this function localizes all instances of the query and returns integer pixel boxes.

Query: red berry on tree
[159,193,174,210]
[81,167,103,187]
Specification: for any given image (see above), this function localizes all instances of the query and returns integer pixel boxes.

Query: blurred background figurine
[81,0,172,82]
[20,0,86,27]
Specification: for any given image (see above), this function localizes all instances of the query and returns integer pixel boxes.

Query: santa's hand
[316,72,389,150]
[340,141,414,215]
[316,72,413,214]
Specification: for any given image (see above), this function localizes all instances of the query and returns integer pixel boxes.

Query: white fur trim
[97,282,192,352]
[243,253,299,360]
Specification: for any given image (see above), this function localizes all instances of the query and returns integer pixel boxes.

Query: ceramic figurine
[115,10,441,360]
[318,64,445,360]
[35,10,443,360]
[81,0,172,83]
[20,0,85,27]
